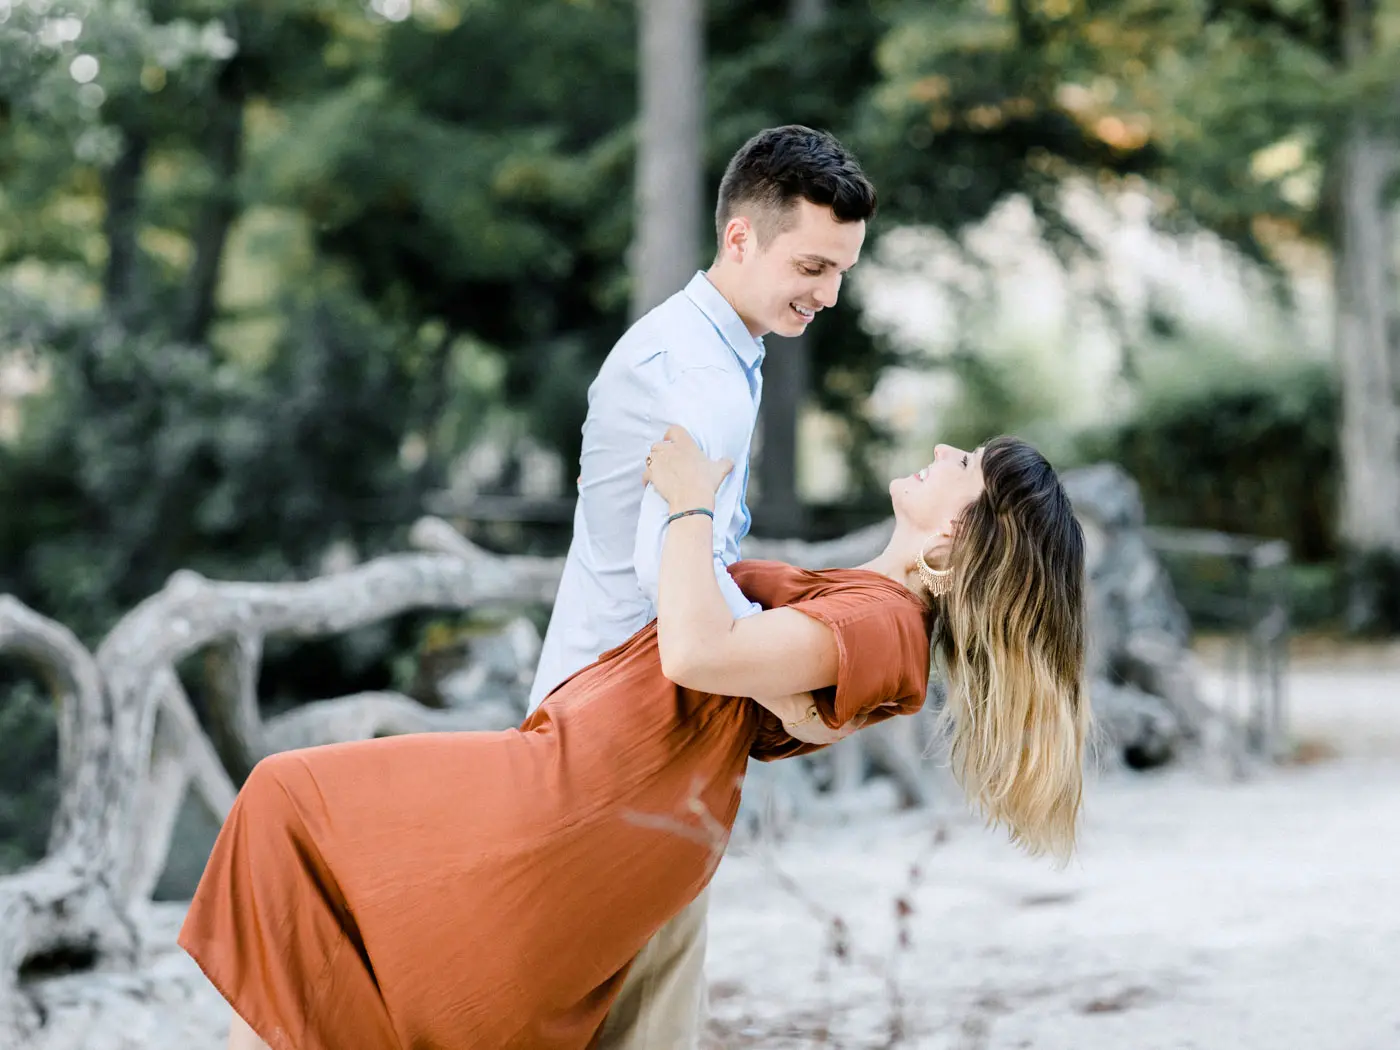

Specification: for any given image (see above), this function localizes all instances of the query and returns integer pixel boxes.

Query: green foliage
[856,0,1160,235]
[933,344,1087,467]
[0,282,429,643]
[4,0,1352,532]
[259,1,639,472]
[1338,548,1400,636]
[0,680,58,873]
[1079,350,1339,561]
[1286,561,1343,630]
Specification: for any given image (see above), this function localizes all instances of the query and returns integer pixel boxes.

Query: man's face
[736,199,866,338]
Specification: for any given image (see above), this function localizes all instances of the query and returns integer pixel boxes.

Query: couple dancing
[180,125,1090,1050]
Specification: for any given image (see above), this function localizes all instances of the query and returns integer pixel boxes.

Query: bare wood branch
[262,691,520,754]
[0,856,136,1038]
[123,669,238,904]
[128,698,194,906]
[859,719,934,808]
[0,600,131,1038]
[408,515,490,561]
[744,520,894,569]
[410,512,891,579]
[0,597,108,860]
[165,680,240,825]
[92,551,540,905]
[200,630,265,783]
[3,546,539,1018]
[409,515,563,603]
[1120,634,1250,779]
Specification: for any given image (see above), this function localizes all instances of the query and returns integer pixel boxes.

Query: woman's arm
[656,511,839,695]
[645,426,841,701]
[751,692,864,745]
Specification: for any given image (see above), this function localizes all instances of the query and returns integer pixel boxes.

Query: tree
[1326,0,1400,629]
[752,0,828,538]
[1080,0,1400,629]
[632,0,706,321]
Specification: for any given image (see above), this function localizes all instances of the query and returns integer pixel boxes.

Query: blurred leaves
[0,681,58,874]
[1080,348,1340,561]
[1,0,1389,612]
[0,280,427,641]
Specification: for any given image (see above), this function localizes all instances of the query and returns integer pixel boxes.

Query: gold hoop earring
[917,536,954,599]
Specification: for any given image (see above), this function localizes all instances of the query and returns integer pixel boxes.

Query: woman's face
[889,444,987,536]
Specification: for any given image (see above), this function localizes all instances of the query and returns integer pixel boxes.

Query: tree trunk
[755,334,810,536]
[1333,3,1400,631]
[101,131,148,323]
[631,0,704,321]
[752,0,827,538]
[175,60,246,345]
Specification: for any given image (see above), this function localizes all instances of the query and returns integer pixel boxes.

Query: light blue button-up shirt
[526,272,765,711]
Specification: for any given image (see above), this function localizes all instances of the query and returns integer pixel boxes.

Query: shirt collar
[683,271,765,371]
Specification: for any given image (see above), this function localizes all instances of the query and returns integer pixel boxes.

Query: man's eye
[799,266,821,277]
[961,454,969,468]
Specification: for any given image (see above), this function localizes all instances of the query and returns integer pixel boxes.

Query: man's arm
[633,364,761,620]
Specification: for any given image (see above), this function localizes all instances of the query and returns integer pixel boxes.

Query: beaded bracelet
[666,507,715,526]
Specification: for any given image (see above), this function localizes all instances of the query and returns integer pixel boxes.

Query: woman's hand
[644,425,733,511]
[753,693,865,747]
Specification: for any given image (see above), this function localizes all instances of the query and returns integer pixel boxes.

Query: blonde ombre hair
[931,436,1090,862]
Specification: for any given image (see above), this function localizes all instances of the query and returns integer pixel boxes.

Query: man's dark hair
[714,125,877,245]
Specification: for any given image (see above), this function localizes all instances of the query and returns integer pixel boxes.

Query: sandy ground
[23,643,1399,1050]
[701,644,1400,1049]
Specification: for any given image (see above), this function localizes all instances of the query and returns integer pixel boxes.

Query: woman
[179,427,1089,1050]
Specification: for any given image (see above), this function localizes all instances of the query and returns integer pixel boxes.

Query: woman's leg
[227,1012,272,1050]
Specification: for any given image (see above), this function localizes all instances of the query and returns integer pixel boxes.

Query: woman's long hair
[931,436,1089,862]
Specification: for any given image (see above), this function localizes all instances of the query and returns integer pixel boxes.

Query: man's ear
[720,216,752,263]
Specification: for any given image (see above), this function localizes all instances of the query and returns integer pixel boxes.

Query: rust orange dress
[178,561,932,1050]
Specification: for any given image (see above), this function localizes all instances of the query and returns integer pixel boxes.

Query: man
[526,124,876,1049]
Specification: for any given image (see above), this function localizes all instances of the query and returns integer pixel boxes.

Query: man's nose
[812,273,842,308]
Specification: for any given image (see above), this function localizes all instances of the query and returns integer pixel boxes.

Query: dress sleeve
[748,587,931,762]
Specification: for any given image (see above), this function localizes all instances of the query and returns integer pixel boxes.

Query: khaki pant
[596,889,710,1050]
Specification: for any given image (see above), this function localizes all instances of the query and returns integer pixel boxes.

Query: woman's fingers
[644,428,730,495]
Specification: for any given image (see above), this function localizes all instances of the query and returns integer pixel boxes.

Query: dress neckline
[792,563,929,611]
